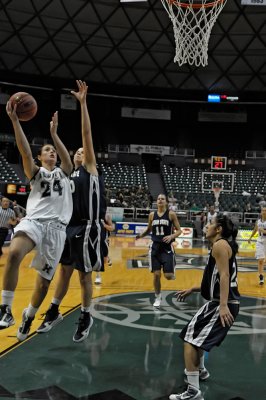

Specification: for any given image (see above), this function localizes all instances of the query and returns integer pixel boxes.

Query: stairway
[147,173,165,201]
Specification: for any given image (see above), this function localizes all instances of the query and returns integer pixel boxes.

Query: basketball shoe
[169,385,204,400]
[37,305,63,333]
[0,305,15,329]
[94,273,102,284]
[73,312,93,343]
[259,274,264,285]
[153,293,162,308]
[17,309,34,341]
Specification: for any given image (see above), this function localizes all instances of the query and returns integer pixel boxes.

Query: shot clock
[211,156,227,171]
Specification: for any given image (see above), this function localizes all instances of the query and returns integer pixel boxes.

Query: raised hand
[50,111,58,136]
[71,80,88,104]
[6,101,19,122]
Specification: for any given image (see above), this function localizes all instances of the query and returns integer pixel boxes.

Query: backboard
[201,171,234,192]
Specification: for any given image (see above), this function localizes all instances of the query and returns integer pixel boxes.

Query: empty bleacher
[99,162,148,190]
[162,164,266,214]
[0,153,22,183]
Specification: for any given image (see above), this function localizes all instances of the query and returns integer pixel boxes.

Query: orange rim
[168,0,225,8]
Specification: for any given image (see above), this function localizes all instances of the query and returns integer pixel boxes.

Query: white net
[161,0,228,67]
[212,188,221,207]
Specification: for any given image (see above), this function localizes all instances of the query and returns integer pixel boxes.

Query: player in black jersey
[95,212,114,284]
[136,193,181,308]
[37,80,106,342]
[169,214,240,400]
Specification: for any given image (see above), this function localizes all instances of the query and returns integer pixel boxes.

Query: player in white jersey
[248,206,266,285]
[202,205,217,241]
[0,102,73,342]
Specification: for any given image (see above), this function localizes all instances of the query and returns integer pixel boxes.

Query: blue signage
[208,94,220,103]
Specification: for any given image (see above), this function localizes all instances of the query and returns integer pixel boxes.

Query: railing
[243,212,259,224]
[108,206,258,226]
[123,208,135,220]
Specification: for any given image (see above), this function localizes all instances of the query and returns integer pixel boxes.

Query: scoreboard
[211,156,227,171]
[6,184,30,195]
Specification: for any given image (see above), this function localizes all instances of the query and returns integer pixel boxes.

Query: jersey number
[41,180,63,198]
[156,226,164,236]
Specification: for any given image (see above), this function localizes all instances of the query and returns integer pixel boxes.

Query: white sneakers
[153,294,162,308]
[94,274,102,284]
[169,385,204,400]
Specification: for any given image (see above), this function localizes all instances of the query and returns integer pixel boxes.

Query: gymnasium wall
[1,76,266,161]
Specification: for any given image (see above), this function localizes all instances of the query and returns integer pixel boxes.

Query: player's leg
[0,233,35,328]
[255,240,265,285]
[163,248,176,281]
[17,274,51,341]
[37,264,73,333]
[73,270,93,343]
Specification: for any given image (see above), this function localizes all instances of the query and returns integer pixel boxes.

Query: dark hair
[36,143,56,156]
[216,214,239,253]
[34,144,57,166]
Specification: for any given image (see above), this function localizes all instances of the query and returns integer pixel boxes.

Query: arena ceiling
[0,0,266,99]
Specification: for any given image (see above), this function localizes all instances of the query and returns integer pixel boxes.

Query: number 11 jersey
[151,210,173,244]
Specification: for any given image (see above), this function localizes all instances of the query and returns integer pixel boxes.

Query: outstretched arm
[136,212,153,239]
[6,101,38,179]
[50,111,72,175]
[104,213,115,232]
[248,222,258,243]
[176,286,201,301]
[71,80,97,175]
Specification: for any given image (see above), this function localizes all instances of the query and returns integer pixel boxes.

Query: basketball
[9,92,37,121]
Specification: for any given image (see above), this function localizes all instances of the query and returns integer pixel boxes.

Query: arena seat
[162,164,266,212]
[99,162,148,189]
[0,153,22,183]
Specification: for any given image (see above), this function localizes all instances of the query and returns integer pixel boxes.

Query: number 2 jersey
[26,166,73,225]
[201,238,240,303]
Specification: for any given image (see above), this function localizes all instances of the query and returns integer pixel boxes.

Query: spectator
[0,198,17,258]
[230,203,239,212]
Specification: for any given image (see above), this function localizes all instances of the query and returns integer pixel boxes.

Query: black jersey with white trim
[151,210,173,244]
[69,165,106,226]
[201,238,240,302]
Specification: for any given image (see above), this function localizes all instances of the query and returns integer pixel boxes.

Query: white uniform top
[26,166,73,225]
[207,211,217,224]
[257,218,266,239]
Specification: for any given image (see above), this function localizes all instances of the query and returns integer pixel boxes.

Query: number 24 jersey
[26,166,73,225]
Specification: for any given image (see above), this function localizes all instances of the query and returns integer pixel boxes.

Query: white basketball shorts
[255,237,266,260]
[14,218,66,281]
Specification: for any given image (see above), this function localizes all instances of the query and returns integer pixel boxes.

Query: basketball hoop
[212,187,222,207]
[161,0,228,67]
